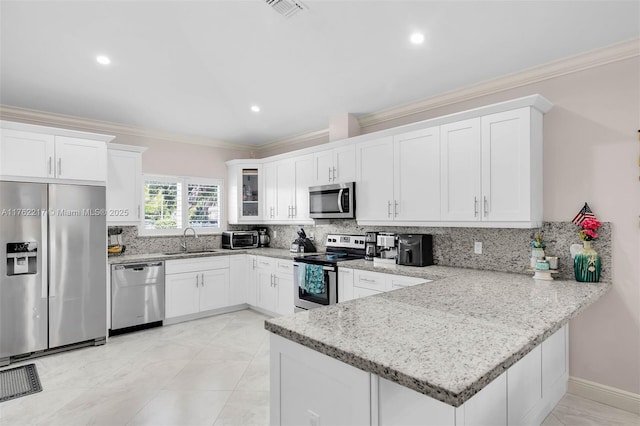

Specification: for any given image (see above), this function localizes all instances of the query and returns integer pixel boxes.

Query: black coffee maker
[255,227,270,247]
[364,231,379,261]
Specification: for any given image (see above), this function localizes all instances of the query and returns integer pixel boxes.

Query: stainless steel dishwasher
[111,262,165,332]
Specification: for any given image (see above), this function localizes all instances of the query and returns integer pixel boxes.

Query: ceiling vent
[265,0,306,18]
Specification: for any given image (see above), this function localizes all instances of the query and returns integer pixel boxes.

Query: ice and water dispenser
[6,242,38,275]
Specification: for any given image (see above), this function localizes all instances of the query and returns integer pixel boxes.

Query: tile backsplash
[112,221,611,282]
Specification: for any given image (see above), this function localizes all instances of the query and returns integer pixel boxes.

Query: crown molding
[0,105,252,152]
[358,38,640,128]
[253,128,329,156]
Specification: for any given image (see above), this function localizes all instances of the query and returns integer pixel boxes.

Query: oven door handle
[337,189,344,213]
[294,262,336,272]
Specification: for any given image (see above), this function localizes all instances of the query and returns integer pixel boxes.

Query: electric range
[293,234,365,311]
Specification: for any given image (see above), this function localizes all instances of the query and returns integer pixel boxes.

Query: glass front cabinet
[227,161,262,224]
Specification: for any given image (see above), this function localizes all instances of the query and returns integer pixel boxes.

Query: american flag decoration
[572,202,596,225]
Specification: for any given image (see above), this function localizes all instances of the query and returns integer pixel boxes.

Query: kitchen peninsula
[265,267,610,426]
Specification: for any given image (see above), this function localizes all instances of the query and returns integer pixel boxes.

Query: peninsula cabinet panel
[507,345,542,425]
[456,372,507,426]
[272,335,371,426]
[393,127,441,221]
[440,118,482,222]
[378,377,455,426]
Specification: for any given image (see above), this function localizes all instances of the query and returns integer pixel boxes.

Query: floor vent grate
[265,0,306,18]
[0,363,42,403]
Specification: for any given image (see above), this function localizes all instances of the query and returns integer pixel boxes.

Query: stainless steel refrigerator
[0,181,106,366]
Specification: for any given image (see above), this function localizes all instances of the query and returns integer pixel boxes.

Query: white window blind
[142,176,222,235]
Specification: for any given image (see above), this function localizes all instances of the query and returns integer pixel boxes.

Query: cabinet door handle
[388,201,392,218]
[253,259,257,269]
[394,200,398,218]
[201,273,205,286]
[483,196,488,217]
[137,205,140,219]
[333,166,337,182]
[57,158,62,176]
[329,167,332,182]
[196,275,199,287]
[48,157,52,175]
[292,205,296,218]
[474,197,479,217]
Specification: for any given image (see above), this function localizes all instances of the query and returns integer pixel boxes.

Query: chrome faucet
[181,227,198,252]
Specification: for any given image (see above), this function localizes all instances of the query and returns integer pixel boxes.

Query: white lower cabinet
[228,254,247,306]
[271,334,371,426]
[351,269,428,300]
[271,325,568,426]
[338,267,354,302]
[246,255,258,306]
[254,256,294,315]
[165,256,230,320]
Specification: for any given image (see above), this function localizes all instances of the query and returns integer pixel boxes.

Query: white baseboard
[568,376,640,415]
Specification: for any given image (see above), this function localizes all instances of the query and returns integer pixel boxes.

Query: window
[141,175,223,235]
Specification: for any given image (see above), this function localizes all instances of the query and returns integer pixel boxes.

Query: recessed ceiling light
[96,55,111,65]
[409,32,425,45]
[250,105,261,113]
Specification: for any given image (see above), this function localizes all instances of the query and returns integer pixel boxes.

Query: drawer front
[256,256,276,270]
[275,259,293,274]
[166,255,229,274]
[353,270,387,292]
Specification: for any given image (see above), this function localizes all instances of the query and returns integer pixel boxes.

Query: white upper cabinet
[357,127,440,224]
[0,129,54,178]
[292,155,313,221]
[0,122,113,183]
[107,146,144,224]
[355,136,394,222]
[441,107,543,226]
[394,127,441,221]
[312,145,356,185]
[227,95,551,228]
[227,162,262,224]
[54,136,107,181]
[481,108,539,223]
[440,118,482,222]
[263,155,313,223]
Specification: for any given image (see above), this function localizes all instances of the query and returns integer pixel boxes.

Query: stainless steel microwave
[222,231,258,249]
[309,182,355,219]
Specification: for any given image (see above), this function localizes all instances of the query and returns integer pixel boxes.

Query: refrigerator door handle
[41,211,48,299]
[49,210,56,299]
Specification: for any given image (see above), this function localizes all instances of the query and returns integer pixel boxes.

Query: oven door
[293,262,337,310]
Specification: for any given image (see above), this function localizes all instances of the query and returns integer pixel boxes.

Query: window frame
[139,174,224,236]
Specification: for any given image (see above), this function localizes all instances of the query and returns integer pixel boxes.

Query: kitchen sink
[162,250,217,255]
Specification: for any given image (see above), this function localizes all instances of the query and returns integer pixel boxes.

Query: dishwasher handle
[114,262,163,271]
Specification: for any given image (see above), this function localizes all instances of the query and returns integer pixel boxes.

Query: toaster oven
[222,231,259,249]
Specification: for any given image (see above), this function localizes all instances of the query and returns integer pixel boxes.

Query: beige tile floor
[0,309,638,426]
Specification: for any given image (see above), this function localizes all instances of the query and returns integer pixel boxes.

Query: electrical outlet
[309,232,315,240]
[273,230,277,239]
[474,241,483,254]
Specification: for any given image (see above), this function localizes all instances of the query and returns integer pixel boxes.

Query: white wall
[266,56,640,394]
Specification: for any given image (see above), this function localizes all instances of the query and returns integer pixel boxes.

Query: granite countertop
[265,269,611,407]
[107,247,315,264]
